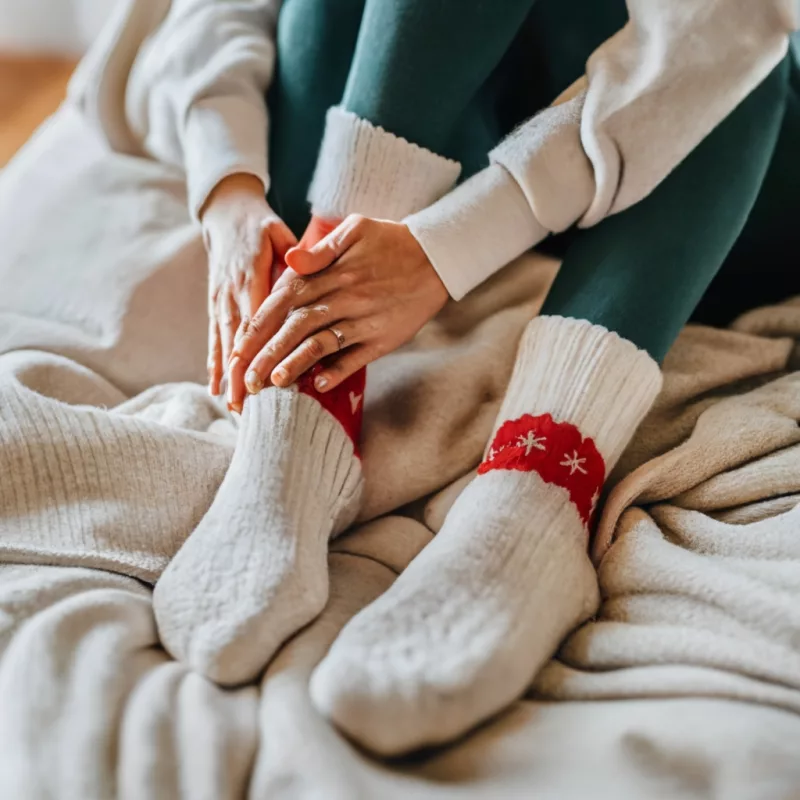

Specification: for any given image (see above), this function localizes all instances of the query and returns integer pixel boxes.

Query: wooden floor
[0,55,76,168]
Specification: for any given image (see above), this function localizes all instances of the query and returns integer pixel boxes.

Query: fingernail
[245,370,264,394]
[272,367,287,386]
[315,375,328,391]
[228,400,243,415]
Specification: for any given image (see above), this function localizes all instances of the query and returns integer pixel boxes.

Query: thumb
[285,214,366,275]
[264,217,298,263]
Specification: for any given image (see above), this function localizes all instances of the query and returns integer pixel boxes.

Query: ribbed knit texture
[0,379,232,583]
[496,315,663,466]
[310,315,663,755]
[154,387,362,686]
[307,107,461,221]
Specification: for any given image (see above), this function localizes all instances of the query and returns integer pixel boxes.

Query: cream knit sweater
[75,0,797,294]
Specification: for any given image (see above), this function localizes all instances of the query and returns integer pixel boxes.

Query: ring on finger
[329,326,347,350]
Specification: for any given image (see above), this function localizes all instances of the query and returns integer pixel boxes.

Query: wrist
[200,173,269,223]
[401,223,448,311]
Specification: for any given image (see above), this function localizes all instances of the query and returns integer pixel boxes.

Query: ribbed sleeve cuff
[404,164,549,301]
[307,107,461,222]
[184,94,270,221]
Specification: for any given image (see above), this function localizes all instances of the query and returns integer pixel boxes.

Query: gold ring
[329,327,346,350]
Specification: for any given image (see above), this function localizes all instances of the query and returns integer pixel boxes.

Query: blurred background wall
[0,0,114,55]
[0,0,114,165]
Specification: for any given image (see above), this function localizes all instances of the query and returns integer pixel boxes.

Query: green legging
[267,0,799,363]
[267,0,535,235]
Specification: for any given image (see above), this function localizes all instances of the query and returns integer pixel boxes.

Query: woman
[141,0,799,755]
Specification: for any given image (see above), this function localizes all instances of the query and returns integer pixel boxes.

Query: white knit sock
[153,387,362,686]
[309,316,663,754]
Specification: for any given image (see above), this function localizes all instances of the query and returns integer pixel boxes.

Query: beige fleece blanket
[1,102,800,798]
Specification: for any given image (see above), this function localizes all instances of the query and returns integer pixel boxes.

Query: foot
[309,316,663,754]
[153,386,362,686]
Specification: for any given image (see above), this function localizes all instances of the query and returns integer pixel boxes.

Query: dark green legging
[267,0,535,234]
[267,0,800,363]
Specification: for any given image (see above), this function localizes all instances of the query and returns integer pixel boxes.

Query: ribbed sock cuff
[308,107,461,222]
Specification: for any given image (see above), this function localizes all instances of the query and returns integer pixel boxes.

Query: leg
[266,0,368,236]
[269,0,537,236]
[341,0,537,160]
[309,58,791,753]
[155,0,539,686]
[540,53,790,362]
[692,41,800,325]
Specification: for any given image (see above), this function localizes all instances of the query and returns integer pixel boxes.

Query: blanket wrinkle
[2,94,800,797]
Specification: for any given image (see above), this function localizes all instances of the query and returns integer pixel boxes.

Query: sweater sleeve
[124,0,281,221]
[406,0,798,301]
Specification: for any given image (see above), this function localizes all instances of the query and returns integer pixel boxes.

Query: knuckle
[337,270,358,288]
[348,213,366,229]
[306,337,326,359]
[247,315,264,336]
[289,277,308,296]
[289,307,311,325]
[311,304,330,322]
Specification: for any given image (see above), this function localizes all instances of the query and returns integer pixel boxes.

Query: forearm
[406,0,797,300]
[125,0,281,220]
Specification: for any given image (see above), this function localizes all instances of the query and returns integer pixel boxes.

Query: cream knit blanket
[1,105,800,797]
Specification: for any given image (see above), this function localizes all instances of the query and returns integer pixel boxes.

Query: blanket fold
[1,81,800,799]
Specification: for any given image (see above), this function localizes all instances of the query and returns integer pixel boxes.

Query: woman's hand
[201,173,296,397]
[228,215,449,397]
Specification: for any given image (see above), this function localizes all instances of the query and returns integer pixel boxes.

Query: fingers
[231,269,344,366]
[313,343,378,393]
[218,286,241,370]
[207,314,223,396]
[244,227,273,318]
[227,355,247,414]
[268,319,366,388]
[265,217,298,263]
[243,300,346,389]
[285,214,369,276]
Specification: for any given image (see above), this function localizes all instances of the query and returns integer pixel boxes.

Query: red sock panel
[277,215,366,455]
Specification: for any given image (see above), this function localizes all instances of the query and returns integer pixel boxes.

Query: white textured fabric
[407,0,798,300]
[0,354,233,583]
[499,316,663,466]
[69,0,797,297]
[69,0,281,220]
[3,102,800,793]
[310,316,663,755]
[3,10,800,794]
[406,163,548,300]
[308,106,461,221]
[153,388,363,686]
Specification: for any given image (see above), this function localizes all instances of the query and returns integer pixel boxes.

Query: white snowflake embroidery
[589,488,600,516]
[560,450,587,475]
[487,443,509,461]
[517,431,547,456]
